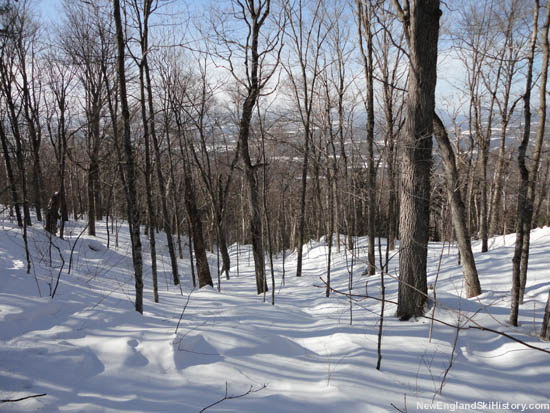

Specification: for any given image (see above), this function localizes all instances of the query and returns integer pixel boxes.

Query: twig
[377,234,388,371]
[320,278,550,355]
[429,240,447,342]
[200,382,267,412]
[390,393,408,412]
[68,223,88,274]
[437,322,461,397]
[50,240,65,299]
[1,393,47,403]
[175,289,194,335]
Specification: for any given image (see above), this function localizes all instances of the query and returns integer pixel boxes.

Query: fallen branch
[200,382,267,412]
[68,223,88,274]
[1,393,47,403]
[320,278,550,355]
[175,288,194,335]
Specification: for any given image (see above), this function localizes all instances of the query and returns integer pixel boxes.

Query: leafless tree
[433,113,481,298]
[210,0,282,293]
[393,0,441,320]
[281,0,329,278]
[113,0,144,313]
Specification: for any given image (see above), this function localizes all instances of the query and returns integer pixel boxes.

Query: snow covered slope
[0,217,549,412]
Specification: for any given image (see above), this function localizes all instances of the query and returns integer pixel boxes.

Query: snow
[1,216,549,412]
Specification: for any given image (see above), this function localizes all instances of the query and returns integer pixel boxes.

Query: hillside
[1,219,549,412]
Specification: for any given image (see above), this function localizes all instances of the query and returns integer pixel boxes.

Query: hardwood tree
[211,0,282,294]
[158,51,214,289]
[113,0,144,314]
[0,0,33,228]
[281,0,329,278]
[0,2,24,228]
[317,0,354,296]
[177,52,238,282]
[372,5,406,252]
[393,0,441,320]
[518,0,550,304]
[433,113,481,298]
[453,0,495,246]
[486,0,526,237]
[355,0,377,276]
[43,49,77,239]
[60,1,114,236]
[510,0,550,325]
[130,0,180,287]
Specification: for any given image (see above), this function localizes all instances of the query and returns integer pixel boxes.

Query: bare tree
[453,0,496,246]
[131,0,180,287]
[373,6,406,253]
[0,100,23,227]
[510,0,550,324]
[211,0,282,294]
[487,1,526,237]
[60,1,115,237]
[113,0,144,314]
[281,0,328,278]
[509,0,545,326]
[176,51,237,282]
[355,0,377,276]
[43,49,77,239]
[433,113,481,298]
[518,0,550,304]
[0,1,33,228]
[158,52,214,289]
[393,0,441,320]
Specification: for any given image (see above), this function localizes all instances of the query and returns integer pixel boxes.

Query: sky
[31,0,530,119]
[36,0,63,23]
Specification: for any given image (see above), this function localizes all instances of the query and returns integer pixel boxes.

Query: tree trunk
[218,223,231,280]
[0,120,22,227]
[136,0,180,286]
[87,158,98,236]
[518,0,550,305]
[235,3,271,294]
[186,218,196,288]
[137,46,159,303]
[510,1,540,327]
[541,290,550,341]
[145,64,180,287]
[394,0,440,320]
[295,122,310,279]
[239,110,267,293]
[183,163,213,289]
[433,113,481,298]
[488,124,509,237]
[356,0,376,276]
[113,0,144,314]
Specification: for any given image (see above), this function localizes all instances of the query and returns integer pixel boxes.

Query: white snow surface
[1,217,549,412]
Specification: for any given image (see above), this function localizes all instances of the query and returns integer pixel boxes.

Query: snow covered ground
[1,215,549,412]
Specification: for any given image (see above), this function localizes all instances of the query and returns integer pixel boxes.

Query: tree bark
[140,0,180,286]
[113,0,144,314]
[356,0,376,276]
[183,161,213,289]
[235,1,272,294]
[394,0,440,320]
[541,290,550,341]
[518,0,550,305]
[0,120,22,227]
[433,113,481,298]
[136,31,159,303]
[510,1,540,327]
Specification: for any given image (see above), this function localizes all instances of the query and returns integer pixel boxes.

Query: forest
[1,0,550,411]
